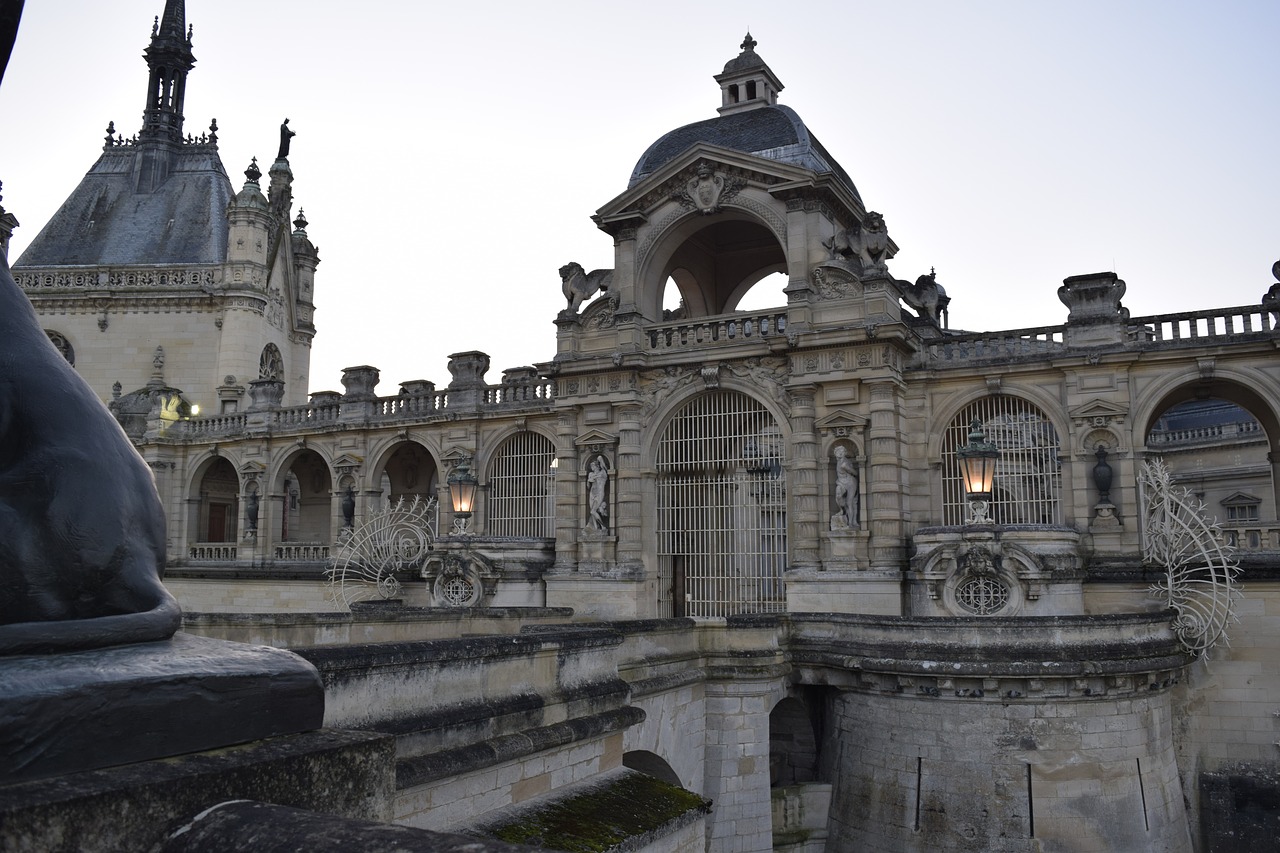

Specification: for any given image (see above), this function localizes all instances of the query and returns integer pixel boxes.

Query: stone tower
[11,0,317,428]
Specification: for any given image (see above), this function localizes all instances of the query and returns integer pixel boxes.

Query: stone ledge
[0,632,324,785]
[396,707,646,790]
[0,730,395,853]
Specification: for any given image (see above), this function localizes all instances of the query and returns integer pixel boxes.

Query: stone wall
[827,688,1189,851]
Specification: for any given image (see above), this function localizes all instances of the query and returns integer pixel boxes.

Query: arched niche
[622,750,682,787]
[643,212,787,321]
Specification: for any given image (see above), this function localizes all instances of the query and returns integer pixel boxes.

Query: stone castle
[3,2,1278,850]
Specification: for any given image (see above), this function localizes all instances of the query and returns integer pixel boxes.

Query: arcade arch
[190,456,238,543]
[276,449,332,544]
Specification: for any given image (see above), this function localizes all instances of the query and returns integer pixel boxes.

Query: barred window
[656,391,786,617]
[487,432,555,537]
[941,396,1062,525]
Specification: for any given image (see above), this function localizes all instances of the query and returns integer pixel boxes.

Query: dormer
[714,33,783,115]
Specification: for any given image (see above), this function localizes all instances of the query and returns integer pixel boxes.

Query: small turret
[714,33,783,115]
[226,158,271,271]
[291,208,319,334]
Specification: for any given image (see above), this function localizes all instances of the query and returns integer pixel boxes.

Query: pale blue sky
[2,1,1277,397]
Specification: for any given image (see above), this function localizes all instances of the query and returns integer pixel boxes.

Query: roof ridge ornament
[740,32,757,53]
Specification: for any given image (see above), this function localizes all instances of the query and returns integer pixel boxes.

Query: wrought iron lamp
[957,419,1000,525]
[447,456,478,535]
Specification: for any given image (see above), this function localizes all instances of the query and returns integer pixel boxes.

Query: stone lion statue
[0,253,181,654]
[559,262,614,314]
[897,269,950,325]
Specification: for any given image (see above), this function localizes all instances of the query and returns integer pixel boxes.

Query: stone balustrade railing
[485,382,555,405]
[648,311,787,351]
[15,264,222,291]
[188,543,238,561]
[180,413,248,437]
[1126,304,1277,345]
[1148,420,1263,447]
[1221,524,1280,551]
[275,542,330,561]
[916,325,1066,365]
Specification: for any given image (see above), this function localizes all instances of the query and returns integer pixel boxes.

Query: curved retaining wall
[779,612,1193,852]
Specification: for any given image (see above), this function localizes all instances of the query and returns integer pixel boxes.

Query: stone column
[552,410,580,573]
[786,385,820,571]
[866,379,906,570]
[614,402,646,576]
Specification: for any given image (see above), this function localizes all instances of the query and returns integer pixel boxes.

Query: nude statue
[832,445,859,529]
[587,456,609,531]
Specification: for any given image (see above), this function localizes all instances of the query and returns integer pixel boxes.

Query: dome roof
[627,104,862,203]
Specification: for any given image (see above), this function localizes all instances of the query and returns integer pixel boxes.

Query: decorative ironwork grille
[487,432,555,537]
[940,396,1062,525]
[656,391,786,617]
[955,577,1010,615]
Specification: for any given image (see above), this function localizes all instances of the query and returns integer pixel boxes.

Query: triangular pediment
[1221,491,1261,506]
[332,453,363,470]
[1068,399,1128,425]
[575,429,618,450]
[238,460,266,475]
[815,409,869,433]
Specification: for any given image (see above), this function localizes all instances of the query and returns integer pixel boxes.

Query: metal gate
[656,391,786,617]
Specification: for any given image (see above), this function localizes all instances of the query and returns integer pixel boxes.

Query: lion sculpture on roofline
[560,262,614,314]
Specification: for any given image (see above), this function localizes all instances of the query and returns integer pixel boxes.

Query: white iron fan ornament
[1139,460,1241,657]
[327,496,437,609]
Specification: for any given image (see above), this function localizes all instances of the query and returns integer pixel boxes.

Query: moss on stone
[485,771,709,852]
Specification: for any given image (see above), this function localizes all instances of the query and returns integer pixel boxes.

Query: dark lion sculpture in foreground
[0,253,181,654]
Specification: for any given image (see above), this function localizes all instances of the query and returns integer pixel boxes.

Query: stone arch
[1136,373,1280,529]
[639,202,789,321]
[623,750,682,787]
[769,696,819,788]
[187,454,240,544]
[370,439,440,509]
[271,446,334,545]
[934,394,1066,526]
[650,387,788,616]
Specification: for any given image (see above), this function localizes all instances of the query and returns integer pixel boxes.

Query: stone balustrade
[274,542,330,561]
[188,543,238,562]
[647,310,787,351]
[1127,303,1277,345]
[915,325,1067,365]
[1148,419,1264,447]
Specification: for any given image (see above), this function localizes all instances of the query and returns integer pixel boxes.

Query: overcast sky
[2,1,1277,397]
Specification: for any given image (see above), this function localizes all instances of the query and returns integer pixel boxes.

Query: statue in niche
[245,489,260,532]
[587,456,609,531]
[277,118,295,158]
[831,445,860,530]
[341,485,356,528]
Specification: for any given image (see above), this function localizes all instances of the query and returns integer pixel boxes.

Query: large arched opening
[1144,389,1278,548]
[655,390,786,617]
[645,214,787,321]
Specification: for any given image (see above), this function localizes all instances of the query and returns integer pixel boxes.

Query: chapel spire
[139,0,195,143]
